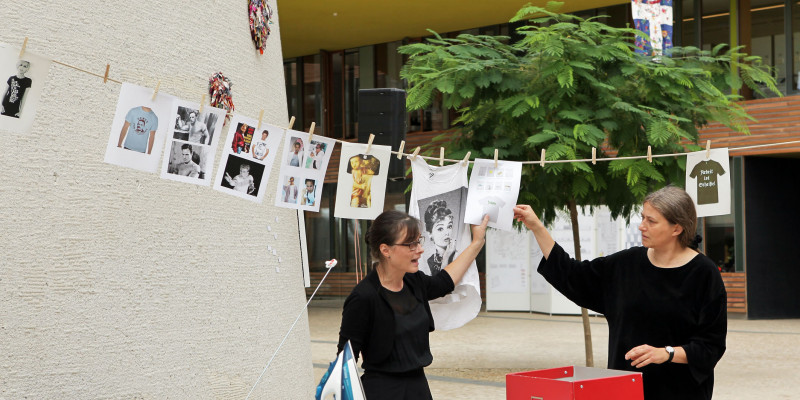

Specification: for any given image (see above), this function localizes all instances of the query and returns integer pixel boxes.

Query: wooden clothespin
[288,116,296,129]
[19,37,28,58]
[308,121,315,142]
[199,94,206,113]
[410,146,421,160]
[591,147,597,165]
[256,110,264,130]
[647,146,653,163]
[366,133,375,154]
[494,149,499,168]
[705,140,711,159]
[151,80,161,101]
[462,151,471,166]
[103,64,110,84]
[540,149,546,167]
[397,140,405,160]
[439,147,445,166]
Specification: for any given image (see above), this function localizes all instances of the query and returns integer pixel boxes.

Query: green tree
[399,2,779,366]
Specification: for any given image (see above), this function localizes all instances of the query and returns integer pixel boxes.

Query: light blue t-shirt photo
[123,106,159,153]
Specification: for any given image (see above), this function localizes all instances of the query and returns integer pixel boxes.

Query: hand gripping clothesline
[244,259,338,400]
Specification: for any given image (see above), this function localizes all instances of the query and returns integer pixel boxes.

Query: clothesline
[44,44,800,166]
[321,133,800,166]
[52,60,122,84]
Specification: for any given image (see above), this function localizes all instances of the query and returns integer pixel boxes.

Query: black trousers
[361,368,433,400]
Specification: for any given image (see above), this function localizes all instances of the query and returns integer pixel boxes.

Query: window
[701,0,730,51]
[751,0,787,97]
[375,41,403,89]
[303,55,323,134]
[701,178,736,272]
[284,60,300,121]
[681,0,698,47]
[792,0,800,92]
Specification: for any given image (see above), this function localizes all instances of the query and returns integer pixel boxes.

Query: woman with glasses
[337,210,489,400]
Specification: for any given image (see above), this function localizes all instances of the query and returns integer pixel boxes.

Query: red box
[506,366,643,400]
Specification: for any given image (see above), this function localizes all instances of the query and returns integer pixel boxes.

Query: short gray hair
[644,186,697,248]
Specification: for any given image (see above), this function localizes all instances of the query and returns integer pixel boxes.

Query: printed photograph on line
[219,154,265,197]
[0,44,52,134]
[161,100,226,186]
[213,114,278,203]
[333,142,391,220]
[104,83,174,173]
[273,130,335,212]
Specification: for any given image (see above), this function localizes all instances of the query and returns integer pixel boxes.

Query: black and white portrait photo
[418,187,468,276]
[0,44,52,134]
[161,99,226,186]
[219,154,266,199]
[166,141,208,180]
[172,106,219,145]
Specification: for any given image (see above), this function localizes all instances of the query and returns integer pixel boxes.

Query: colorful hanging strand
[249,0,273,54]
[208,72,234,122]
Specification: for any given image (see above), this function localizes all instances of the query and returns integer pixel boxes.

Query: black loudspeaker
[358,88,407,178]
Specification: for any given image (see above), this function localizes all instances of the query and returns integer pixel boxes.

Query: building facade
[281,0,800,318]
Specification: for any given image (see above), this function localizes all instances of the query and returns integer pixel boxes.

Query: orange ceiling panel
[277,0,629,58]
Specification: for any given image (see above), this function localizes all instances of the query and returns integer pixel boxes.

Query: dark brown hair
[365,210,421,260]
[423,199,453,232]
[644,186,697,248]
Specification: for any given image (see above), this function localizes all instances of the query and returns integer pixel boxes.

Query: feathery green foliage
[399,1,780,223]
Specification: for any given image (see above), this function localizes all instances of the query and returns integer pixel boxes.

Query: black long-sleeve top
[337,268,455,369]
[538,243,727,400]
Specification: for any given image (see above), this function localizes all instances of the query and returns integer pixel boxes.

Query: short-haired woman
[513,186,726,400]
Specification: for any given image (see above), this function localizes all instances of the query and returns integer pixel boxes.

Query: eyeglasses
[392,236,425,251]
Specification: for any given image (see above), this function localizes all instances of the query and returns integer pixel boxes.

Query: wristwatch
[665,346,675,363]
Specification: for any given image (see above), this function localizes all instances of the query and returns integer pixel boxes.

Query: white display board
[487,206,636,315]
[486,228,531,311]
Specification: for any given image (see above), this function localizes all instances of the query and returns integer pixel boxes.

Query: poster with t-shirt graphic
[104,83,174,173]
[333,142,391,220]
[274,130,335,211]
[464,158,523,231]
[0,44,52,134]
[408,157,482,330]
[160,99,226,186]
[213,115,281,203]
[686,148,730,217]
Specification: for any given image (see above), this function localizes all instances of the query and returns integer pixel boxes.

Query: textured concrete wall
[0,1,314,398]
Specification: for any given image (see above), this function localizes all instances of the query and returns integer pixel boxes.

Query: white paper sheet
[464,159,523,231]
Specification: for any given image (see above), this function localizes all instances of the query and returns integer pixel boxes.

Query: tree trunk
[568,200,594,368]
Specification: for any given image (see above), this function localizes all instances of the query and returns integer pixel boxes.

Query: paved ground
[309,300,800,399]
